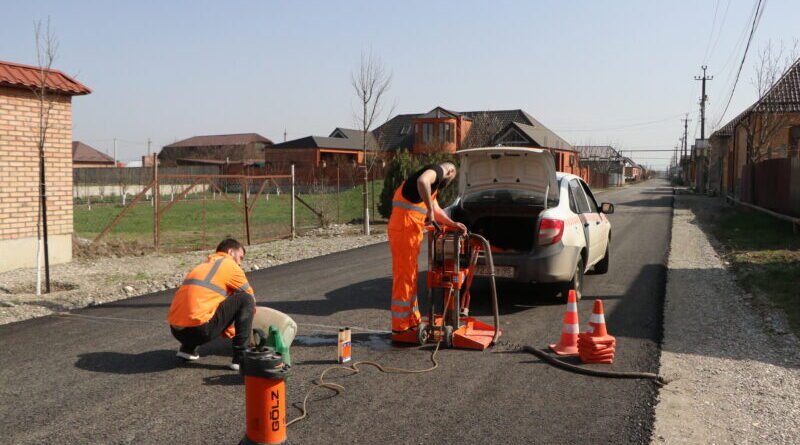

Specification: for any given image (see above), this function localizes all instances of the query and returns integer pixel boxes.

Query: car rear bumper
[479,243,580,283]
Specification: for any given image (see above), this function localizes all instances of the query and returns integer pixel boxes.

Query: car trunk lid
[456,147,559,206]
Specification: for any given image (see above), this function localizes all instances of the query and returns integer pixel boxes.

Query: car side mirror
[600,202,615,214]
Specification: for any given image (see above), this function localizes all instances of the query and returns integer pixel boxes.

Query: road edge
[651,193,800,444]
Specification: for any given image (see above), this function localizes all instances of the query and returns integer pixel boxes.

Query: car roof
[556,172,582,181]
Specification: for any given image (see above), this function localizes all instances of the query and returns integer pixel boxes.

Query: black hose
[522,345,667,386]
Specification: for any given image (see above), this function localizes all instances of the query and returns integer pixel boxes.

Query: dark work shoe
[230,349,244,371]
[177,345,199,361]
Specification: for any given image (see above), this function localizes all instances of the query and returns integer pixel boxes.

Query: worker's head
[216,238,246,265]
[440,162,457,187]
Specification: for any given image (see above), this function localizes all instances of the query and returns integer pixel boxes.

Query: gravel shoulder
[0,224,387,326]
[653,194,800,444]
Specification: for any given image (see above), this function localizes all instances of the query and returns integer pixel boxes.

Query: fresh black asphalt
[0,180,673,444]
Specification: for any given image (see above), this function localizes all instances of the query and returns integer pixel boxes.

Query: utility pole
[113,137,118,167]
[695,66,713,140]
[681,114,691,159]
[283,129,287,142]
[147,138,151,157]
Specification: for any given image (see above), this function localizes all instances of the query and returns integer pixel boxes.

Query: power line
[714,0,767,128]
[555,113,685,132]
[708,0,732,62]
[703,0,722,64]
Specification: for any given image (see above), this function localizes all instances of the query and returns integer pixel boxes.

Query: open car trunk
[450,147,558,253]
[451,204,543,252]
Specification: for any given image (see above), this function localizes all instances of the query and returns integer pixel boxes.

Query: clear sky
[2,0,798,169]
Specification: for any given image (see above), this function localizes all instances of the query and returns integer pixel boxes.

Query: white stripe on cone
[566,303,578,312]
[562,324,579,334]
[589,313,605,324]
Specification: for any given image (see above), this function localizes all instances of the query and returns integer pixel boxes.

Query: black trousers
[170,291,255,353]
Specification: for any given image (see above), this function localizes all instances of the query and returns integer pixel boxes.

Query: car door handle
[595,221,600,225]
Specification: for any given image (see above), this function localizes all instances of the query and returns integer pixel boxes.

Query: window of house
[422,123,433,144]
[438,122,453,143]
[399,125,410,135]
[790,126,800,152]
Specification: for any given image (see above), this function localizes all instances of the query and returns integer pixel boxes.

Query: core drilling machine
[417,226,501,350]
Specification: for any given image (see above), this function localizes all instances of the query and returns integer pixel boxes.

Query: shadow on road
[615,195,674,208]
[75,350,179,374]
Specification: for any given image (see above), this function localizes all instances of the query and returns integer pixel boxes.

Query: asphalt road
[0,179,673,445]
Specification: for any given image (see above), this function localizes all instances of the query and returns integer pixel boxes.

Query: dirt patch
[2,281,78,295]
[73,236,152,259]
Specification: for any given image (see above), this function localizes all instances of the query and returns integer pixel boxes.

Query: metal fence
[739,158,800,217]
[74,165,387,253]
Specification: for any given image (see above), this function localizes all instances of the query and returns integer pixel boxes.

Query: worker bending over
[167,238,255,371]
[388,162,466,343]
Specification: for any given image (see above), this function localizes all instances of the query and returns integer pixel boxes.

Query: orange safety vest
[167,252,255,328]
[388,181,437,228]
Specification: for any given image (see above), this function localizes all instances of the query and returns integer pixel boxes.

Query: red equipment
[418,227,501,350]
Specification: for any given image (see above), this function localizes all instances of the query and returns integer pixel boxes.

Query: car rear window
[462,188,548,206]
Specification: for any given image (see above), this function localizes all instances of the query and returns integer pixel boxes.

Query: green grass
[74,181,385,250]
[709,206,800,336]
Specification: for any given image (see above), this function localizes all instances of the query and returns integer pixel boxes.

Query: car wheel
[559,257,584,301]
[592,243,610,275]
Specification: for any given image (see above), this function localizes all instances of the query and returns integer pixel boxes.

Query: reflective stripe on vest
[392,200,427,215]
[182,257,228,298]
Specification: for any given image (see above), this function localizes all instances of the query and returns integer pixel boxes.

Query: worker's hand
[426,209,435,226]
[454,222,468,234]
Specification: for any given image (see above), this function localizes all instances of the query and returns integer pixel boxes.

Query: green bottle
[267,325,291,367]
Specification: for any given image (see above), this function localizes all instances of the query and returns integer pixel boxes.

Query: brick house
[0,60,90,272]
[710,57,800,205]
[158,133,273,174]
[72,141,115,168]
[266,128,378,183]
[375,106,586,180]
[575,146,625,187]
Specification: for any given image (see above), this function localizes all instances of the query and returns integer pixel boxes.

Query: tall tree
[352,50,392,235]
[33,19,58,295]
[742,40,799,164]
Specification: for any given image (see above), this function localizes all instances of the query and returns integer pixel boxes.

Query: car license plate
[475,265,515,278]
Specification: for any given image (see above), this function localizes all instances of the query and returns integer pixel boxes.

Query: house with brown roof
[72,141,115,168]
[710,57,800,215]
[374,106,585,179]
[158,133,273,174]
[266,128,377,182]
[0,60,90,272]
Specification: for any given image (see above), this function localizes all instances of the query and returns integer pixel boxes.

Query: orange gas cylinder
[240,337,290,445]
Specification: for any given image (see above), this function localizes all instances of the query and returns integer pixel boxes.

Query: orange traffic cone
[578,299,617,364]
[586,299,610,337]
[549,290,580,356]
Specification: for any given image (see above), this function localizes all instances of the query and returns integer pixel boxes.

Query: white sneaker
[177,347,199,361]
[229,362,240,371]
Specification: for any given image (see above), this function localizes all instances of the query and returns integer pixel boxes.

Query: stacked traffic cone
[549,290,580,356]
[578,299,616,364]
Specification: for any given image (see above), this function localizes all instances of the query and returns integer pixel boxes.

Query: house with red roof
[0,60,90,272]
[72,141,116,168]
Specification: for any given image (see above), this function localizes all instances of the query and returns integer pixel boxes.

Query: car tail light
[537,218,564,246]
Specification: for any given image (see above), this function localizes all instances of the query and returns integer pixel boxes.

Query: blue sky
[2,0,798,168]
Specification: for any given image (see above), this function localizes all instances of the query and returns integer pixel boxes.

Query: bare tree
[741,40,800,164]
[33,19,59,295]
[352,50,392,235]
[461,112,505,148]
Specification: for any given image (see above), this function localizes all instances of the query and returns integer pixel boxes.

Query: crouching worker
[167,238,255,371]
[388,162,466,344]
